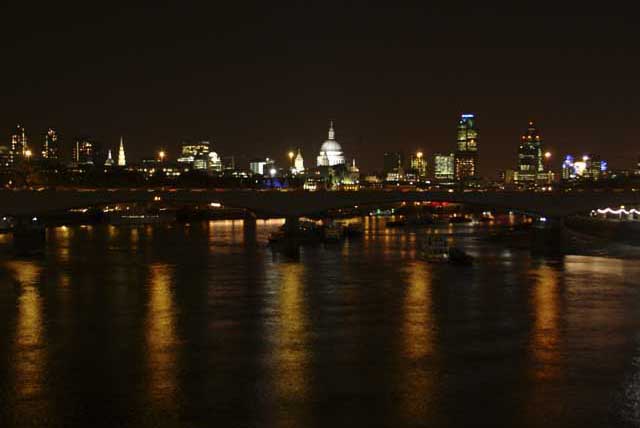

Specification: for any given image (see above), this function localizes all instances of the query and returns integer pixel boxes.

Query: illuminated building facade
[434,153,455,183]
[42,128,59,160]
[104,149,114,167]
[454,152,477,181]
[249,158,275,176]
[0,146,10,169]
[562,154,608,181]
[516,121,543,184]
[117,137,126,166]
[457,114,478,152]
[73,138,96,165]
[409,152,427,179]
[10,124,29,165]
[294,148,304,172]
[454,114,479,182]
[208,151,222,172]
[177,140,223,172]
[317,121,345,167]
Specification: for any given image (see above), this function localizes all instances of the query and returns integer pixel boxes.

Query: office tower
[178,140,211,170]
[456,114,478,152]
[454,114,479,182]
[434,153,455,183]
[9,124,29,165]
[516,121,543,184]
[409,151,427,179]
[383,152,403,175]
[73,138,95,165]
[42,128,59,160]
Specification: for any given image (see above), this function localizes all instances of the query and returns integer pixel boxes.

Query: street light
[24,149,32,159]
[416,151,423,158]
[544,151,552,160]
[159,150,166,161]
[288,151,295,166]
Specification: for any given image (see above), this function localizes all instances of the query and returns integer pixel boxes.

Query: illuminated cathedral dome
[317,121,345,167]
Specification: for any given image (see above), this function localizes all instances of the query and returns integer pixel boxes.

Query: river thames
[1,218,640,427]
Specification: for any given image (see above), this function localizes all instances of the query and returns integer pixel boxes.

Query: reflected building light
[530,265,562,381]
[146,263,178,409]
[401,262,437,423]
[270,263,310,423]
[6,261,47,412]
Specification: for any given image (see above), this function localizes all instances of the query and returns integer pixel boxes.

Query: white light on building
[316,121,345,167]
[117,137,126,166]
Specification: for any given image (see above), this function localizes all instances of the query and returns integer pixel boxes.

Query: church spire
[328,120,335,140]
[105,149,114,167]
[117,137,126,166]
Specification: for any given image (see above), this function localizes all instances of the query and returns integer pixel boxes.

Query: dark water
[1,218,640,427]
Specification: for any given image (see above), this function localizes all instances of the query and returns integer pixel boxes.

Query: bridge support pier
[283,217,300,236]
[279,217,301,259]
[242,210,257,246]
[12,216,46,256]
[530,218,567,257]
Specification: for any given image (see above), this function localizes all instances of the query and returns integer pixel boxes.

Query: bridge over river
[1,188,640,218]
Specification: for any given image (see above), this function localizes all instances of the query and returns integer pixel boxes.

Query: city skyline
[1,5,638,175]
[0,116,633,176]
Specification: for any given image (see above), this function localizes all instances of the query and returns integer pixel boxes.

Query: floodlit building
[317,121,345,167]
[208,151,223,172]
[562,154,607,181]
[177,140,223,172]
[434,153,455,183]
[294,148,304,172]
[249,157,275,176]
[454,114,479,182]
[104,149,114,167]
[409,151,427,179]
[117,137,126,166]
[516,121,544,184]
[457,114,478,152]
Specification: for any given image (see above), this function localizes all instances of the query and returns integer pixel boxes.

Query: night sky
[2,3,638,175]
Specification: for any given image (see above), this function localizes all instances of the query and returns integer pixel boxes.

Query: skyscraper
[434,153,455,183]
[383,152,403,175]
[409,152,427,179]
[516,121,543,184]
[42,128,59,160]
[118,137,126,166]
[454,114,479,182]
[9,124,29,165]
[456,114,478,152]
[73,138,95,165]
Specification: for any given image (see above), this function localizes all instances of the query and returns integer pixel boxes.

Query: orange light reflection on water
[5,260,48,419]
[145,263,178,410]
[401,261,437,422]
